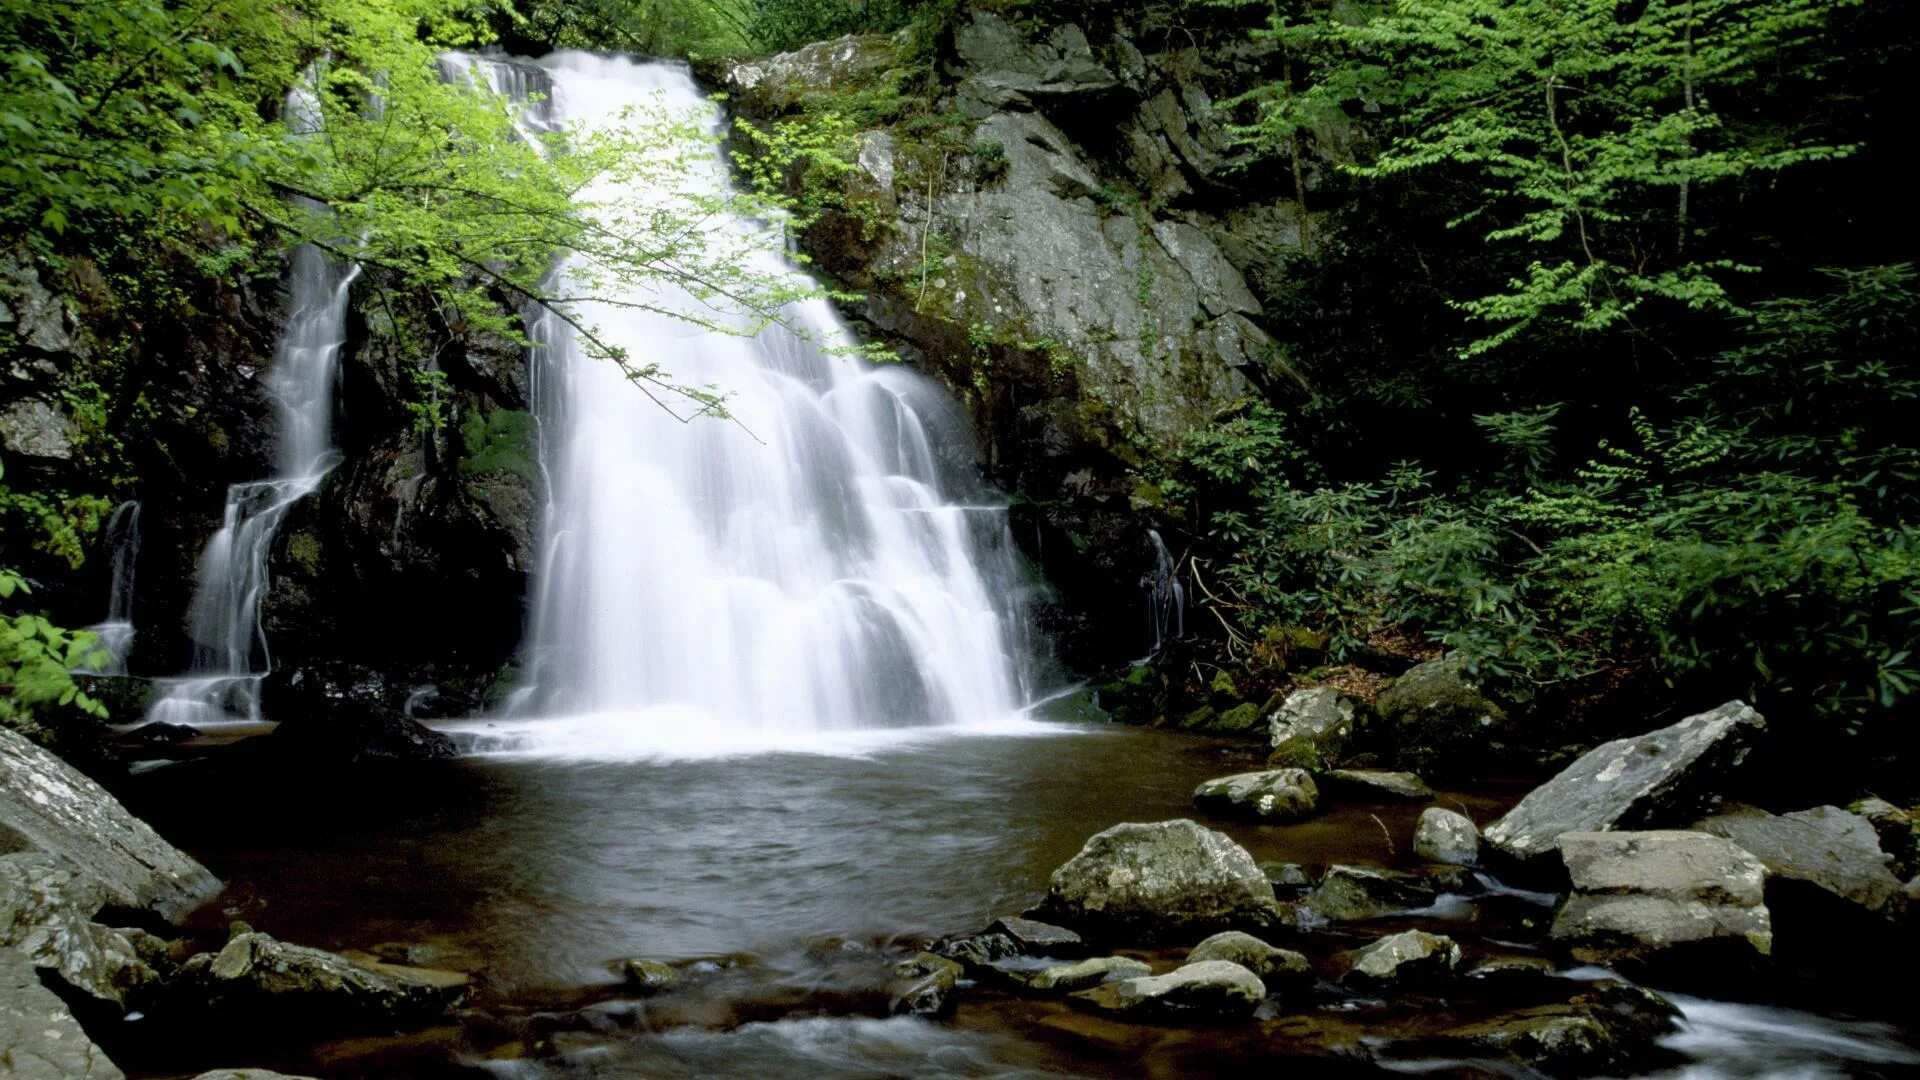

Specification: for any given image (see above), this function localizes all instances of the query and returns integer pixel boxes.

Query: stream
[111,718,1920,1079]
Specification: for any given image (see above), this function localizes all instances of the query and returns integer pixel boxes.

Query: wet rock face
[1695,805,1907,921]
[1266,688,1355,770]
[1037,819,1278,943]
[888,951,963,1016]
[1319,769,1433,803]
[1192,768,1319,821]
[1485,702,1767,864]
[0,726,221,921]
[1551,830,1773,977]
[1071,959,1266,1020]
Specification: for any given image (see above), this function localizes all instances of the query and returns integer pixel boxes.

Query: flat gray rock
[1320,769,1434,802]
[1484,702,1765,862]
[1696,805,1906,917]
[1,727,220,921]
[1415,807,1481,866]
[1343,930,1461,987]
[1266,687,1354,770]
[1551,831,1772,973]
[1072,959,1265,1019]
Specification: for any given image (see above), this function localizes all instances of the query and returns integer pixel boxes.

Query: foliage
[1226,0,1860,354]
[507,0,914,58]
[459,408,540,483]
[0,569,107,736]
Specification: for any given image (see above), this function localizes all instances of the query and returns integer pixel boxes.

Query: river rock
[1551,831,1772,975]
[620,958,678,994]
[1414,807,1481,866]
[1025,955,1151,992]
[1419,984,1681,1075]
[1342,930,1461,988]
[888,952,963,1016]
[1036,820,1278,942]
[270,709,456,764]
[0,852,158,1007]
[1072,959,1265,1020]
[180,930,459,1031]
[0,726,221,920]
[1695,805,1906,921]
[1186,931,1311,990]
[1319,769,1433,802]
[1305,865,1437,921]
[191,1072,322,1079]
[935,930,1020,968]
[987,915,1084,956]
[1266,687,1355,770]
[1484,702,1766,864]
[1192,768,1319,821]
[1373,654,1509,775]
[1260,861,1314,892]
[0,948,126,1080]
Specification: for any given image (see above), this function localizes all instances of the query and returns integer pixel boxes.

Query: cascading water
[78,500,141,675]
[1143,528,1185,656]
[146,80,358,728]
[450,54,1034,757]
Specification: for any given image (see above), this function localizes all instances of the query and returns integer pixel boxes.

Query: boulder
[0,726,221,920]
[1373,654,1509,774]
[270,709,456,764]
[1419,985,1681,1075]
[888,952,963,1016]
[1071,959,1265,1020]
[1484,702,1767,864]
[620,958,678,995]
[1319,769,1433,803]
[1305,866,1437,921]
[1186,931,1311,990]
[986,915,1084,956]
[1191,768,1319,821]
[1342,930,1461,988]
[0,949,126,1080]
[1414,807,1481,866]
[1695,805,1906,921]
[1025,955,1151,992]
[1266,687,1355,770]
[1035,820,1278,943]
[1551,831,1772,976]
[192,1073,322,1079]
[0,852,158,1007]
[179,930,459,1032]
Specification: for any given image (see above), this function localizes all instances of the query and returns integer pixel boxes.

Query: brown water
[109,719,1920,1079]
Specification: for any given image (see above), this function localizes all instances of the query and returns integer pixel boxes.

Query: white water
[77,500,141,675]
[146,80,357,729]
[444,54,1031,758]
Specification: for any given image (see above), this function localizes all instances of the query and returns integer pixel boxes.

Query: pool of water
[110,719,1920,1078]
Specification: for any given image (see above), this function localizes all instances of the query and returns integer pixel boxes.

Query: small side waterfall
[147,82,357,728]
[1144,528,1185,656]
[78,500,141,675]
[454,54,1034,756]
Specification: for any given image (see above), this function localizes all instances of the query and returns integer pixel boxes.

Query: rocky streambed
[6,700,1919,1079]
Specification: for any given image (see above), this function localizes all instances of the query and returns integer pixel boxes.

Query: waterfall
[78,500,141,675]
[1144,528,1184,656]
[146,79,358,729]
[452,54,1034,757]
